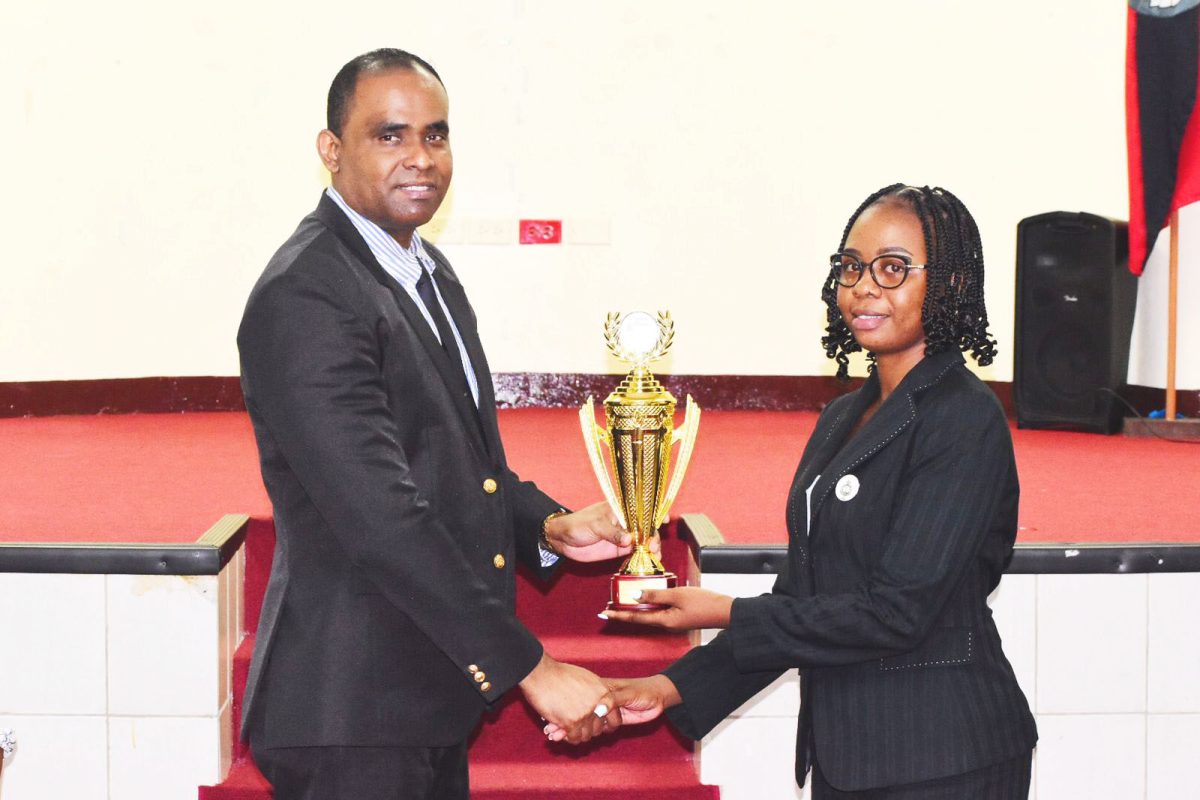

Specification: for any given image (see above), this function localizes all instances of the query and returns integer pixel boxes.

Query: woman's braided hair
[820,184,998,380]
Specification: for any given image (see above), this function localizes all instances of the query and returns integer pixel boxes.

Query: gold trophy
[580,311,700,611]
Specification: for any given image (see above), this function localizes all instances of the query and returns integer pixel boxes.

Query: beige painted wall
[2,1,1192,387]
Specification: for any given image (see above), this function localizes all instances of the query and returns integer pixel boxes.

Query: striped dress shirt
[325,187,559,567]
[325,186,479,407]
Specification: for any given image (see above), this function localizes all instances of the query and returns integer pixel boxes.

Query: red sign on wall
[519,219,562,244]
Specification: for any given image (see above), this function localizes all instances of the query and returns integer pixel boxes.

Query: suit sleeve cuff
[727,594,788,673]
[463,623,543,706]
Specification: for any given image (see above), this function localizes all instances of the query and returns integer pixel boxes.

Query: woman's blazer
[663,349,1037,791]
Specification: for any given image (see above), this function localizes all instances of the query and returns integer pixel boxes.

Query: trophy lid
[604,311,677,405]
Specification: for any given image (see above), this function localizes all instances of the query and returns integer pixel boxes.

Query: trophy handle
[579,397,628,529]
[655,394,701,528]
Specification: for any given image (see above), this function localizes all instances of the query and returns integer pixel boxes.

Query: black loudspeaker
[1014,212,1138,434]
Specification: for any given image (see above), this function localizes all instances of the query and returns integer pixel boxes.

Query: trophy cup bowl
[579,311,700,611]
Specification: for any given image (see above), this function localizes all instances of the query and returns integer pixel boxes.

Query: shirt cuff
[537,541,560,568]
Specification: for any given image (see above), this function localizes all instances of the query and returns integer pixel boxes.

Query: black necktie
[415,266,473,401]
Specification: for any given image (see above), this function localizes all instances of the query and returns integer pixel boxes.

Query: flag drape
[1126,1,1200,275]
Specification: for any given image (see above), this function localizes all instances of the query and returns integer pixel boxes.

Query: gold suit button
[467,664,479,674]
[473,671,486,683]
[493,554,506,569]
[482,478,498,494]
[480,681,492,692]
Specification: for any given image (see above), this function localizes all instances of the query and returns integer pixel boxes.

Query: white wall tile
[1147,714,1200,800]
[1037,574,1147,714]
[109,715,222,800]
[107,574,220,716]
[0,715,107,800]
[699,572,776,598]
[727,670,800,719]
[0,573,107,715]
[1035,714,1145,800]
[989,573,1037,708]
[1148,573,1200,713]
[700,715,806,800]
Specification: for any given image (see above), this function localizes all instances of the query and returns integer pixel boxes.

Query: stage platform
[1,409,1198,800]
[2,408,1198,549]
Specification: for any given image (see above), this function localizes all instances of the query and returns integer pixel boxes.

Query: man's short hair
[326,48,444,137]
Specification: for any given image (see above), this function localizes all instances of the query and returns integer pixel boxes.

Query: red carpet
[2,409,1198,545]
[200,525,716,799]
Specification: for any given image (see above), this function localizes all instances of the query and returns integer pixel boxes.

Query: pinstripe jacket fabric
[663,349,1037,791]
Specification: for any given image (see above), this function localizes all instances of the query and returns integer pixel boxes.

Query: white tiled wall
[1037,574,1148,714]
[1035,714,1146,799]
[0,552,244,800]
[108,712,226,800]
[1148,573,1200,713]
[701,716,809,800]
[107,574,221,717]
[695,569,1200,800]
[0,573,107,715]
[1146,713,1200,799]
[0,715,108,800]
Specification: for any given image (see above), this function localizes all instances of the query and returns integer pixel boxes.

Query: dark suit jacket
[663,349,1037,791]
[237,194,562,748]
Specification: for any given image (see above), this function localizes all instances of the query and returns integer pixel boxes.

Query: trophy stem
[621,543,667,576]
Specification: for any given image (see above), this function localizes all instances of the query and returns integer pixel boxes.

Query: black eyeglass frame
[829,252,928,289]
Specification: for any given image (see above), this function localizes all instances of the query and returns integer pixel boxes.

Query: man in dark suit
[237,49,627,800]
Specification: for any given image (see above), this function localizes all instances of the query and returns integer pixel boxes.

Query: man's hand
[520,652,621,744]
[544,501,641,563]
[600,586,734,631]
[543,674,681,741]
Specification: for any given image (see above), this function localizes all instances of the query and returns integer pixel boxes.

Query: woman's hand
[600,586,734,631]
[609,675,681,724]
[542,674,682,741]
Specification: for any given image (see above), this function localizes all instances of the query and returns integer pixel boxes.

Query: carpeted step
[198,757,270,800]
[470,632,694,763]
[470,760,719,800]
[203,758,716,800]
[471,694,694,764]
[231,635,255,761]
[202,519,715,799]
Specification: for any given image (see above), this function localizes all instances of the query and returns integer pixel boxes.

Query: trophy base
[606,572,678,611]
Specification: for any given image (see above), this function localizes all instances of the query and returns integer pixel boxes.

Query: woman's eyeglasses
[829,253,927,289]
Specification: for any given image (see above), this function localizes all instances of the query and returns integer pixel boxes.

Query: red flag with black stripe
[1126,0,1200,275]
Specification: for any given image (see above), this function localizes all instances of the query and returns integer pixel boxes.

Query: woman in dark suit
[578,185,1038,798]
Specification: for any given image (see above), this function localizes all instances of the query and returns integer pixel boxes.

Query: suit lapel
[808,351,964,525]
[796,382,873,494]
[314,195,492,462]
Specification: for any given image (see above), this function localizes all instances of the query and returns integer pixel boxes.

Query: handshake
[523,503,735,744]
[516,584,735,744]
[518,652,682,745]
